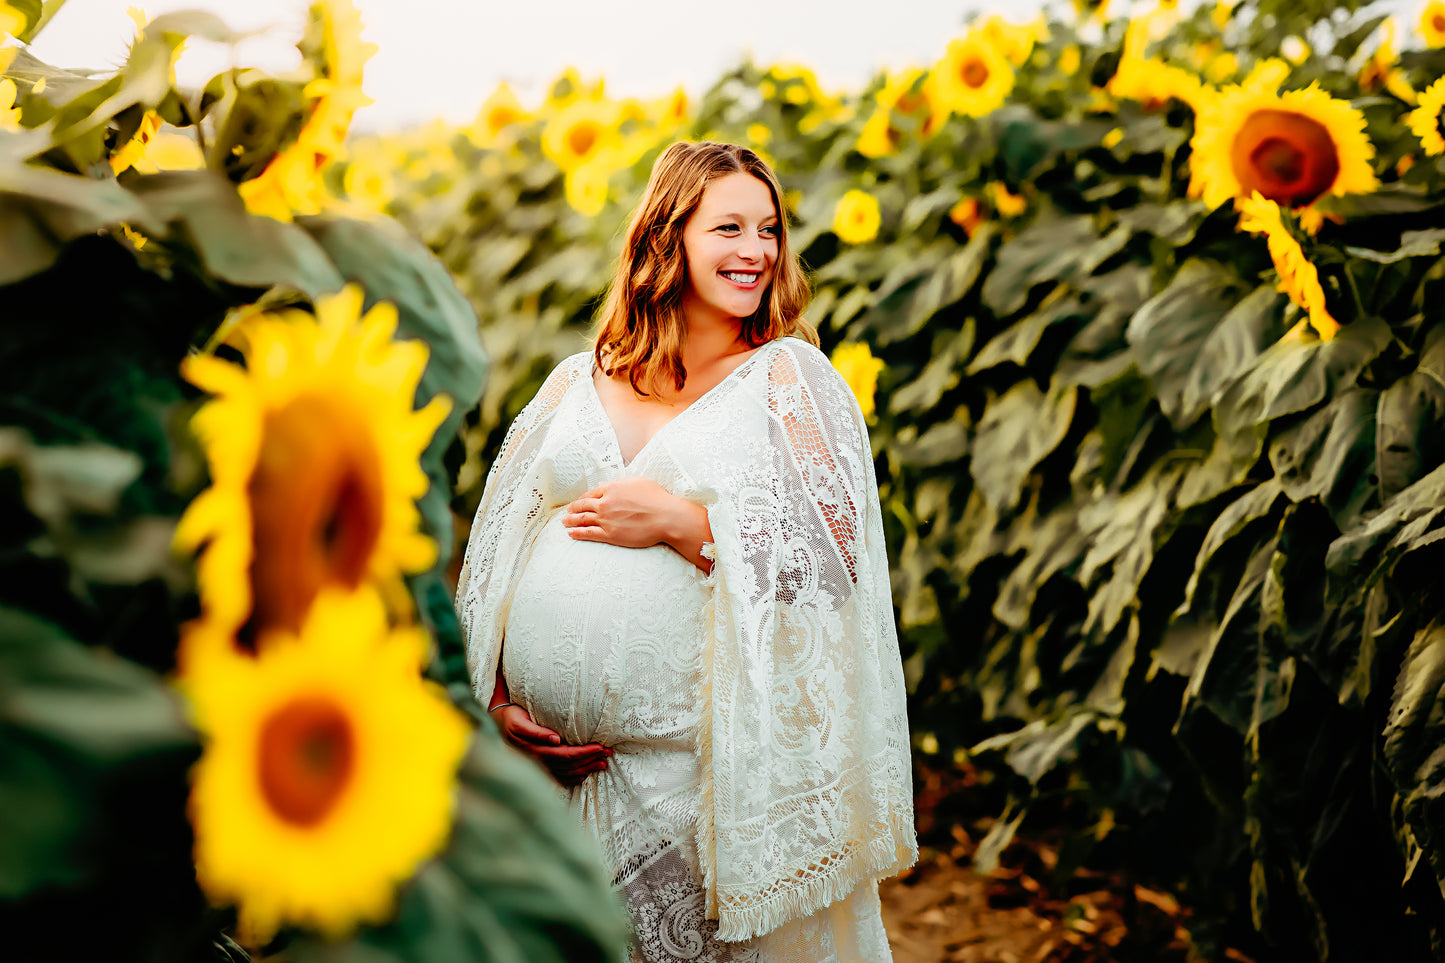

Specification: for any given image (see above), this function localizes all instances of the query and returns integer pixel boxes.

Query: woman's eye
[761,225,780,237]
[716,224,739,233]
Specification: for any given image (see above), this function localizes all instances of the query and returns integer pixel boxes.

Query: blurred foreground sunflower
[176,285,449,637]
[185,587,470,943]
[0,76,19,130]
[934,32,1014,119]
[1423,1,1445,47]
[1189,68,1376,231]
[1409,78,1445,156]
[1238,192,1339,340]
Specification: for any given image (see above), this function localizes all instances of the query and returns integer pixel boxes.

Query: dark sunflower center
[1435,13,1445,32]
[1231,108,1340,208]
[259,697,355,827]
[896,91,926,114]
[962,58,990,89]
[249,392,385,633]
[567,123,599,158]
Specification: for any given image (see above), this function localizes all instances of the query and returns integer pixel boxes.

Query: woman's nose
[737,231,765,261]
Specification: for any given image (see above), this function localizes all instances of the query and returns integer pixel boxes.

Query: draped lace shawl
[455,337,916,941]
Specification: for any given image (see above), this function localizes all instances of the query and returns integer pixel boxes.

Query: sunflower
[830,342,886,421]
[541,96,620,173]
[1358,18,1416,103]
[467,82,526,146]
[833,189,881,245]
[1423,1,1445,47]
[987,181,1027,218]
[855,68,944,158]
[184,586,470,942]
[341,149,394,213]
[1409,78,1445,155]
[239,0,376,222]
[1188,70,1377,224]
[649,86,689,131]
[1238,192,1339,340]
[934,31,1014,119]
[175,285,449,637]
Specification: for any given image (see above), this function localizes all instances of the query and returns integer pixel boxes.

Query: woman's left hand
[562,478,681,548]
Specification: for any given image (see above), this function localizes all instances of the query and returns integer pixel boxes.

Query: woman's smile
[681,171,780,324]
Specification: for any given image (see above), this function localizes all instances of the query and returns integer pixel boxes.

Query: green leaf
[1375,324,1445,502]
[1325,459,1445,595]
[1177,479,1284,618]
[0,163,158,285]
[968,290,1085,375]
[1344,228,1445,264]
[1115,200,1208,246]
[1383,621,1445,901]
[1268,387,1379,530]
[1077,461,1186,635]
[0,606,197,899]
[857,223,994,344]
[972,709,1098,784]
[888,321,974,414]
[127,171,344,296]
[1125,260,1252,430]
[982,216,1130,316]
[1211,317,1392,476]
[970,380,1077,512]
[299,215,489,563]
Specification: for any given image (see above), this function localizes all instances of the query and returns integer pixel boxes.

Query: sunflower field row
[348,0,1445,958]
[0,2,629,960]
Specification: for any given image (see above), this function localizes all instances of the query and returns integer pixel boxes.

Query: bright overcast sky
[24,0,1416,131]
[25,0,1037,131]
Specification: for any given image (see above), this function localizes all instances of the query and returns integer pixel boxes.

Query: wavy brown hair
[592,141,817,396]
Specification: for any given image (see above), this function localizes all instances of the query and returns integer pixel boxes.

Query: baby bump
[502,513,711,748]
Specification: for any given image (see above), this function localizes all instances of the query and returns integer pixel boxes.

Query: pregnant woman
[455,142,915,962]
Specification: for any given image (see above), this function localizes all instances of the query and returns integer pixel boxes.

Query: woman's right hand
[493,705,612,787]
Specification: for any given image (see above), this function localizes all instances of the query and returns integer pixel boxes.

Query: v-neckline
[587,341,776,468]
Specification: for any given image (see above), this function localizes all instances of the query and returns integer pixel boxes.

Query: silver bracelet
[488,701,518,714]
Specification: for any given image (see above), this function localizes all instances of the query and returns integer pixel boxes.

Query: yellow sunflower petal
[1238,192,1339,340]
[184,586,470,943]
[1409,78,1445,156]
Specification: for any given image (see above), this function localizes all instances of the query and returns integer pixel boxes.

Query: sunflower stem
[1342,265,1366,321]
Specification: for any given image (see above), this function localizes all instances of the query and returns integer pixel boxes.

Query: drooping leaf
[1383,621,1445,900]
[981,216,1130,316]
[970,380,1077,512]
[1268,387,1380,530]
[1375,324,1445,502]
[1125,260,1253,430]
[126,171,344,297]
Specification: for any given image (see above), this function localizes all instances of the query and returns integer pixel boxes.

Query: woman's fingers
[566,525,607,541]
[503,712,563,746]
[565,496,604,517]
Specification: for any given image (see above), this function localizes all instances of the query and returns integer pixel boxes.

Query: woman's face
[679,172,780,329]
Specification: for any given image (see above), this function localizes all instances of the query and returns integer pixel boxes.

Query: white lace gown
[497,346,894,963]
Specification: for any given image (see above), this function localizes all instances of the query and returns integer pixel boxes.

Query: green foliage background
[366,0,1445,958]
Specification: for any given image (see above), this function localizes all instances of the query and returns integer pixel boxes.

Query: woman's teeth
[722,272,759,283]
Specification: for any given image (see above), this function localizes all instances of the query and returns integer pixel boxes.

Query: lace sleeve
[454,354,588,705]
[767,343,871,599]
[698,339,915,943]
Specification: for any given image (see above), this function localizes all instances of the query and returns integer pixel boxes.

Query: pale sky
[23,0,1415,131]
[26,0,1030,131]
